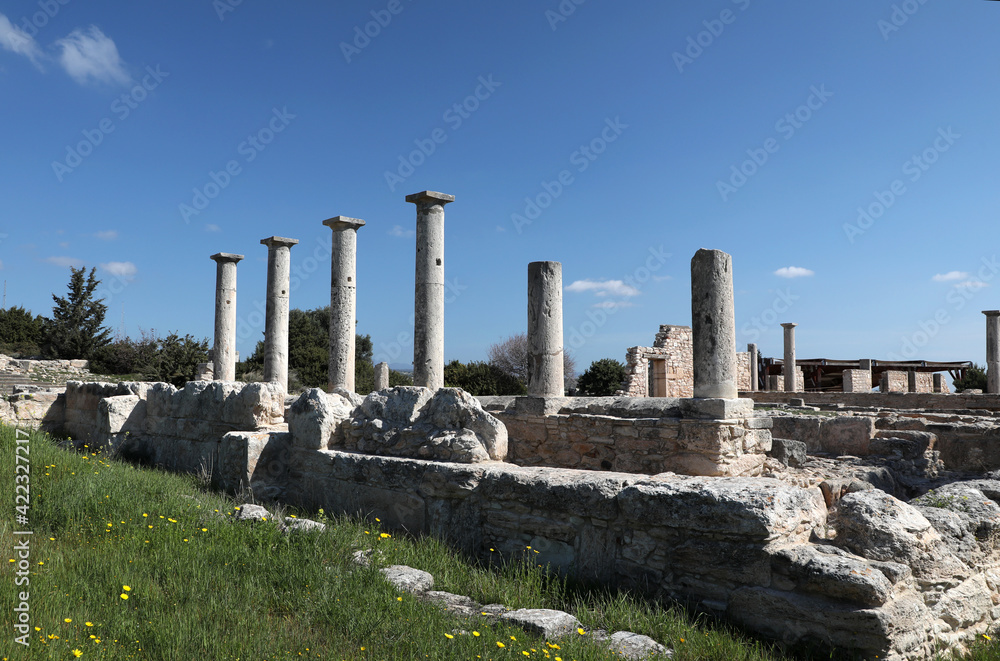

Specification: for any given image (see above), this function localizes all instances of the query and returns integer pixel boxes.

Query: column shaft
[747,343,758,392]
[375,362,390,390]
[210,253,244,382]
[261,237,298,391]
[527,261,564,396]
[984,311,1000,394]
[324,217,365,392]
[782,323,797,392]
[691,249,737,399]
[407,191,454,390]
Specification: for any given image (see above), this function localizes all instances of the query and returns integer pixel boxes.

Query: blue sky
[2,0,998,373]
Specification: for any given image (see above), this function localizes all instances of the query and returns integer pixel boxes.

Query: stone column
[527,261,564,397]
[260,236,299,391]
[375,362,390,390]
[782,323,798,392]
[984,311,1000,394]
[210,253,244,382]
[406,191,454,390]
[323,216,365,392]
[691,249,737,399]
[747,343,758,392]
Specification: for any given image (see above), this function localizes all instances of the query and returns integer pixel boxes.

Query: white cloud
[100,261,137,278]
[205,224,221,233]
[932,271,970,282]
[0,13,44,66]
[45,256,84,268]
[592,300,635,310]
[565,279,640,297]
[55,26,130,86]
[774,266,815,279]
[94,230,118,241]
[955,280,989,290]
[389,225,414,238]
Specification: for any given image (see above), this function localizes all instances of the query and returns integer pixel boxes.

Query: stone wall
[881,370,908,393]
[746,390,1000,411]
[479,396,772,477]
[843,369,872,393]
[622,325,750,397]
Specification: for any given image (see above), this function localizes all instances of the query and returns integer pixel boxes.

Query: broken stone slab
[420,591,483,617]
[287,388,356,449]
[345,386,507,463]
[351,548,383,568]
[232,503,271,521]
[380,565,434,593]
[770,544,894,607]
[499,608,582,639]
[283,517,326,533]
[604,631,672,660]
[769,438,807,467]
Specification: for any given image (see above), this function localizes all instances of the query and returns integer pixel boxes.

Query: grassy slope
[1,425,995,661]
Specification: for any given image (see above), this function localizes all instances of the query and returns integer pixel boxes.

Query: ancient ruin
[7,192,1000,661]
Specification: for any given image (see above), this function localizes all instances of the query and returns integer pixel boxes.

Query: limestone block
[347,387,507,463]
[769,438,807,467]
[604,631,669,660]
[287,388,356,449]
[834,491,968,581]
[380,565,434,593]
[771,544,894,607]
[500,609,582,639]
[97,395,145,435]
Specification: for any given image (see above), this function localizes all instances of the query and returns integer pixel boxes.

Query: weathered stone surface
[343,387,507,462]
[408,191,453,390]
[500,609,582,639]
[283,517,326,533]
[97,395,145,435]
[618,477,825,542]
[380,565,434,593]
[605,631,670,660]
[232,503,271,521]
[287,388,355,449]
[420,591,482,617]
[769,438,807,467]
[691,249,737,399]
[834,491,967,581]
[527,261,564,397]
[210,252,243,381]
[771,544,894,607]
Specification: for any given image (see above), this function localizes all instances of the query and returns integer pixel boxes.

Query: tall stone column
[984,311,1000,394]
[691,249,737,399]
[323,216,365,392]
[210,252,244,382]
[527,261,564,397]
[406,190,454,390]
[747,343,758,392]
[782,323,798,392]
[260,237,298,390]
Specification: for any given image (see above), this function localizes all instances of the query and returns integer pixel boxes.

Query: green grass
[1,425,997,661]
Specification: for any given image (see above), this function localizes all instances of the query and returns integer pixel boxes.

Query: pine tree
[41,267,112,359]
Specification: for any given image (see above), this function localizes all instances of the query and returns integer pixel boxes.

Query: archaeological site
[8,191,1000,660]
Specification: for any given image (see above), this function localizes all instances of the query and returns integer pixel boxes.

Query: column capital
[405,191,455,206]
[210,252,244,264]
[781,322,798,329]
[983,310,1000,317]
[323,216,366,232]
[747,343,758,351]
[260,236,300,249]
